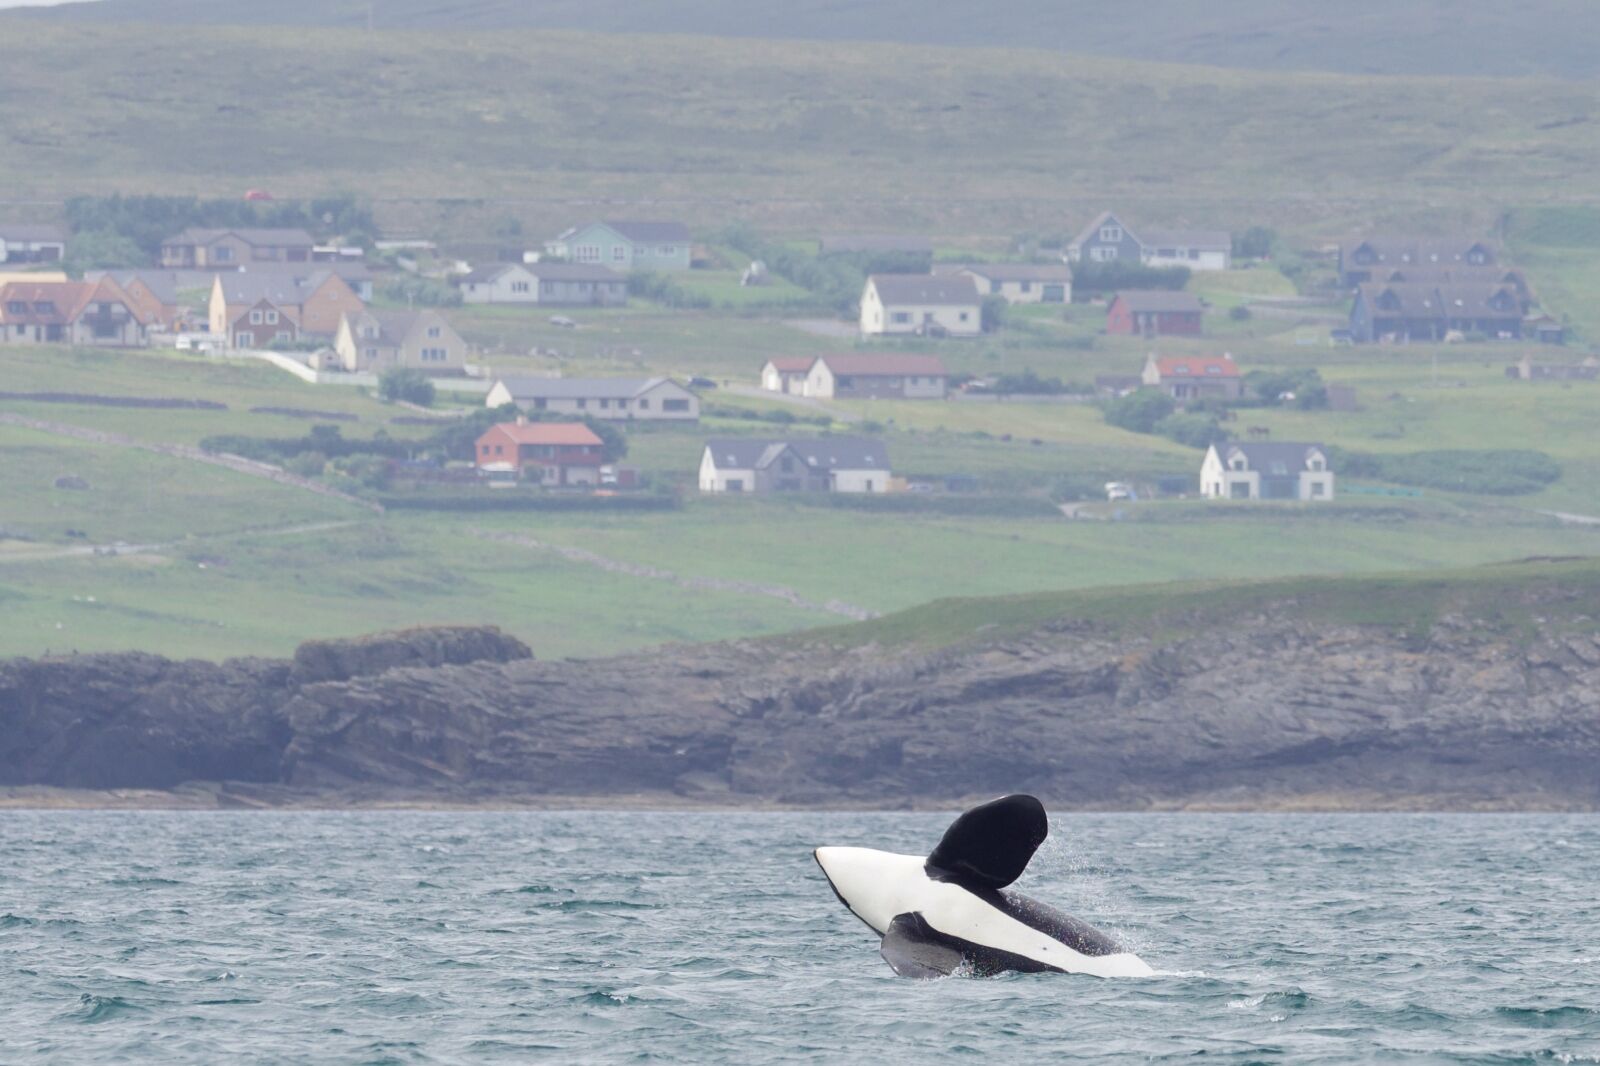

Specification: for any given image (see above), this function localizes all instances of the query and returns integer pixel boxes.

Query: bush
[378,368,436,407]
[1229,304,1252,321]
[64,193,374,258]
[1233,226,1276,260]
[628,270,713,310]
[981,295,1008,333]
[1153,413,1226,449]
[285,451,328,478]
[991,369,1080,395]
[330,454,392,490]
[380,276,462,308]
[200,425,409,463]
[1244,368,1328,410]
[1070,260,1190,297]
[1363,450,1561,495]
[1103,387,1176,434]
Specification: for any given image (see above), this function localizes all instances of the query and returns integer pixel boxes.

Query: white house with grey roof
[954,263,1072,304]
[1067,212,1231,272]
[0,223,67,264]
[460,262,627,306]
[1200,442,1334,501]
[859,274,981,337]
[485,376,699,421]
[542,221,691,272]
[699,436,891,494]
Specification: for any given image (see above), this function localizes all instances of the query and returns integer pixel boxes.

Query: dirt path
[470,528,878,620]
[0,412,381,512]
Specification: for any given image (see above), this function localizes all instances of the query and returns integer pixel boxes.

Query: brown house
[1107,291,1204,337]
[0,278,150,347]
[474,419,606,487]
[209,269,364,348]
[161,228,316,269]
[1140,353,1243,402]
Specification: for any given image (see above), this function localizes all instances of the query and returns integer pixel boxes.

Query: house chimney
[516,414,528,426]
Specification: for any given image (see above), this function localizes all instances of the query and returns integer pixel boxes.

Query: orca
[813,794,1153,979]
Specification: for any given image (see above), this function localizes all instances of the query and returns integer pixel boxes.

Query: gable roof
[959,263,1073,283]
[1212,441,1327,474]
[0,280,92,325]
[764,356,816,373]
[557,220,690,244]
[1113,291,1204,313]
[1069,210,1123,249]
[1342,236,1497,264]
[1357,282,1521,317]
[462,263,527,285]
[215,269,339,307]
[1153,355,1238,379]
[491,375,684,401]
[867,273,979,306]
[815,353,948,377]
[0,223,66,243]
[703,436,890,472]
[482,421,603,447]
[167,227,316,248]
[526,262,624,282]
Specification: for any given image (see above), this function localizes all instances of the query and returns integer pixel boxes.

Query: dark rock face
[2,616,1599,808]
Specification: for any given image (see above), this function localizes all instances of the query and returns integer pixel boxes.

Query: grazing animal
[814,794,1152,979]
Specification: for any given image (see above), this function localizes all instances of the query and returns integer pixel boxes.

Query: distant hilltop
[16,0,1600,80]
[3,559,1599,811]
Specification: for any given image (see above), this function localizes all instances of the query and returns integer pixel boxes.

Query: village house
[859,274,981,337]
[1366,265,1531,308]
[1066,212,1231,271]
[1106,291,1205,337]
[1201,442,1334,501]
[1338,236,1498,287]
[542,221,691,272]
[760,356,816,395]
[699,436,891,494]
[209,269,364,348]
[160,228,316,269]
[1506,353,1598,381]
[474,418,606,487]
[1349,282,1524,343]
[85,271,185,331]
[484,376,699,421]
[460,262,627,306]
[0,278,150,347]
[955,263,1072,304]
[0,224,67,264]
[1141,353,1243,402]
[804,353,949,399]
[326,309,467,374]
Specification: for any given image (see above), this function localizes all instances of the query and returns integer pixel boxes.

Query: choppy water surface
[1,811,1597,1063]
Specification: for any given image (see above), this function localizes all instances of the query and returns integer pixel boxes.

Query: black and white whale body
[814,794,1152,979]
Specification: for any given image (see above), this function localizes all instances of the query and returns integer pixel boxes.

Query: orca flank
[813,794,1153,979]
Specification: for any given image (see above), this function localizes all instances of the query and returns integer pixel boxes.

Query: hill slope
[2,24,1598,235]
[25,0,1600,80]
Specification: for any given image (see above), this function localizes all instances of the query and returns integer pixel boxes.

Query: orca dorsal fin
[880,913,965,979]
[925,793,1048,891]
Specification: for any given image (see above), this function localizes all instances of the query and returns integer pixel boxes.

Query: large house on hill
[543,221,691,272]
[209,269,364,348]
[1067,211,1231,271]
[460,262,627,306]
[0,223,67,264]
[1338,236,1498,287]
[1106,291,1204,336]
[485,376,699,421]
[1201,442,1334,501]
[699,436,891,494]
[160,228,316,269]
[1141,353,1243,402]
[324,309,467,374]
[0,278,150,347]
[859,274,981,337]
[475,418,606,486]
[1349,282,1524,343]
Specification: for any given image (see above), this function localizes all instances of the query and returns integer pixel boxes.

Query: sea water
[1,810,1597,1063]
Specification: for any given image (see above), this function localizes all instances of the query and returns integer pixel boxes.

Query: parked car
[1105,481,1134,502]
[688,376,717,390]
[549,315,578,329]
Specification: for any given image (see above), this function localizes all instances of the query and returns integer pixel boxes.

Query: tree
[1103,387,1176,434]
[980,295,1008,333]
[378,368,436,407]
[582,417,628,462]
[1233,226,1276,261]
[64,229,146,271]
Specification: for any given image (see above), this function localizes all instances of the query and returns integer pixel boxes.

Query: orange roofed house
[1140,353,1243,402]
[475,419,606,487]
[0,278,151,347]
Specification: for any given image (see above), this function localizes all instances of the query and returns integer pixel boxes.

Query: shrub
[627,270,714,310]
[1103,387,1176,434]
[378,368,436,407]
[1229,304,1252,321]
[379,275,462,307]
[1153,413,1226,449]
[1233,226,1276,260]
[330,454,392,490]
[981,295,1008,333]
[1070,260,1190,297]
[1330,448,1561,495]
[285,451,328,478]
[1244,368,1328,410]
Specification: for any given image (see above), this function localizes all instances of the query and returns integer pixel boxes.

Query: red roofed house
[0,278,150,347]
[1141,353,1243,402]
[1107,291,1204,337]
[804,353,948,399]
[760,356,815,395]
[475,418,606,487]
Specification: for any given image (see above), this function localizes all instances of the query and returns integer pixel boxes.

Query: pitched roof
[815,353,948,377]
[215,269,336,307]
[482,421,603,447]
[167,227,316,248]
[867,273,979,306]
[462,263,524,285]
[764,356,816,372]
[526,262,624,281]
[1342,236,1497,263]
[0,280,92,325]
[1141,229,1231,251]
[1357,282,1521,317]
[703,436,890,471]
[1154,355,1238,378]
[1113,290,1204,313]
[818,234,934,255]
[1068,210,1121,250]
[959,262,1073,283]
[1213,442,1327,474]
[0,223,66,243]
[491,375,681,400]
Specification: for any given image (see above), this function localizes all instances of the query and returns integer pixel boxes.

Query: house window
[249,310,263,324]
[511,281,529,294]
[364,347,378,358]
[265,310,279,324]
[575,244,600,262]
[6,301,26,314]
[990,280,1001,294]
[599,398,610,409]
[726,478,745,492]
[576,399,587,409]
[275,330,291,342]
[1091,246,1118,262]
[427,326,441,338]
[1309,458,1324,471]
[1310,481,1326,497]
[33,302,55,314]
[236,333,252,347]
[1230,458,1245,470]
[659,246,676,256]
[891,312,910,324]
[1100,226,1122,242]
[638,398,650,409]
[1020,281,1032,293]
[612,246,627,262]
[533,399,547,410]
[958,312,970,322]
[213,246,233,262]
[663,398,689,412]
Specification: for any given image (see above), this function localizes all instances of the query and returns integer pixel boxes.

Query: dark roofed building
[957,263,1072,304]
[1067,211,1232,271]
[1349,282,1523,343]
[0,223,67,264]
[1106,290,1204,336]
[1338,236,1498,287]
[698,436,892,494]
[1201,441,1334,501]
[807,352,949,399]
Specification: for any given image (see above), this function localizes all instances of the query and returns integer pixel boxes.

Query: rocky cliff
[3,564,1598,809]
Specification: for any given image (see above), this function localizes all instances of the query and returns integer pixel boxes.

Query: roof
[0,280,91,325]
[491,375,683,401]
[1342,236,1498,263]
[481,421,603,447]
[461,263,522,285]
[1357,282,1521,317]
[556,220,691,244]
[215,270,334,307]
[818,234,934,255]
[527,262,624,282]
[959,263,1073,283]
[1068,210,1120,250]
[703,436,890,472]
[1113,291,1204,313]
[815,353,948,377]
[764,356,816,373]
[1212,442,1327,474]
[90,270,181,305]
[867,273,979,306]
[166,227,316,248]
[1141,229,1231,252]
[1153,356,1238,378]
[0,223,66,243]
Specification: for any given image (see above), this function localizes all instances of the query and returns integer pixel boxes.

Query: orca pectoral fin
[880,913,966,979]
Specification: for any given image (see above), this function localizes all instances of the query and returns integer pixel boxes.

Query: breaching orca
[813,794,1152,979]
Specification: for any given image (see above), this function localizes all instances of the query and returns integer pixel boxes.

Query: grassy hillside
[28,0,1600,80]
[2,24,1599,238]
